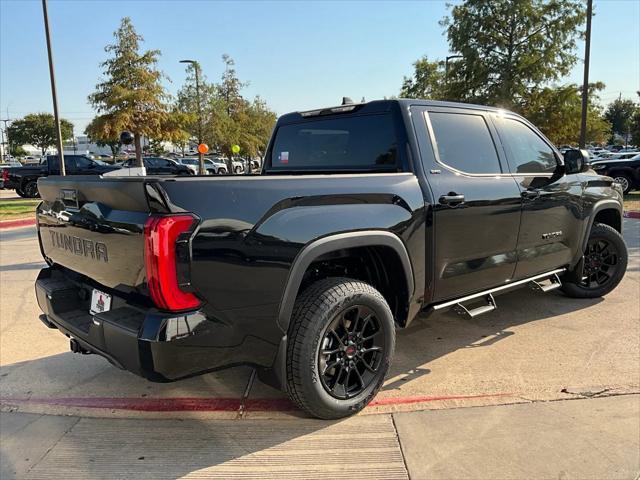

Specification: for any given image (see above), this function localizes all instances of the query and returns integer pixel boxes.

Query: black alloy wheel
[318,304,385,400]
[562,223,627,298]
[286,277,395,419]
[24,181,39,198]
[581,237,620,289]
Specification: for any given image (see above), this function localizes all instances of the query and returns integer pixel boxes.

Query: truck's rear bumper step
[432,268,566,318]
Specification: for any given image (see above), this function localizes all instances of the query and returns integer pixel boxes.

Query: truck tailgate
[36,176,151,290]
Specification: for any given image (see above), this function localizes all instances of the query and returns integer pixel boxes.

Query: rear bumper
[35,267,280,383]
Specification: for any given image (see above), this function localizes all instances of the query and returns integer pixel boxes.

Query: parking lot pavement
[0,219,638,415]
[2,395,637,479]
[0,220,638,477]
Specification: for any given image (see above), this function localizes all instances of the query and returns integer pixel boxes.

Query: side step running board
[453,293,496,318]
[531,273,562,293]
[432,268,565,319]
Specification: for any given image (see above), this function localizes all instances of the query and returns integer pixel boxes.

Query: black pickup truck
[2,155,119,198]
[34,100,628,419]
[590,153,640,194]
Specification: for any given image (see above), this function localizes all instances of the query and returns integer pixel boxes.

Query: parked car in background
[121,157,194,176]
[1,155,120,198]
[590,153,640,194]
[175,157,200,174]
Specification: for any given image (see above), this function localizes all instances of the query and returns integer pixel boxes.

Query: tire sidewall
[294,285,395,417]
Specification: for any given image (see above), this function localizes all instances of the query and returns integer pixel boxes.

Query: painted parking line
[1,392,515,414]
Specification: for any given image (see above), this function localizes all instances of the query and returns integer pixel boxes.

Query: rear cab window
[266,112,401,173]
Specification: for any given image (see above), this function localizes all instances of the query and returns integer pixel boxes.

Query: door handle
[439,193,465,205]
[521,190,540,199]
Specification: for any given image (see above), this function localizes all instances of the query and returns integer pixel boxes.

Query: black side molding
[276,231,414,332]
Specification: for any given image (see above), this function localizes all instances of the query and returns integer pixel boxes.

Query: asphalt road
[1,219,639,478]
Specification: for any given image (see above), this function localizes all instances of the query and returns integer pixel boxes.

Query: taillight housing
[1,168,8,182]
[144,214,200,312]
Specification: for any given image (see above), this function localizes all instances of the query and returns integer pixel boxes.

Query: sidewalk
[2,394,638,479]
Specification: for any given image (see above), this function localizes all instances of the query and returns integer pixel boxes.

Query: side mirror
[563,149,589,174]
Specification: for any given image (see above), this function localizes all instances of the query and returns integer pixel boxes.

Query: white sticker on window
[279,151,289,164]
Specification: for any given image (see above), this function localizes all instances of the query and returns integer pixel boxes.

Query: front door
[491,114,583,279]
[411,106,523,301]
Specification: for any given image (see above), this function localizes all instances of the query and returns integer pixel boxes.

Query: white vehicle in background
[175,157,200,174]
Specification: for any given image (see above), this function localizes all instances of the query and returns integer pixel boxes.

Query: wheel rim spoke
[318,303,385,400]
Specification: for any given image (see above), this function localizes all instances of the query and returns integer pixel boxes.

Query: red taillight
[144,214,200,311]
[1,168,8,182]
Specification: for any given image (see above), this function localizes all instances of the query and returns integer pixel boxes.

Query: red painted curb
[624,211,640,219]
[1,393,513,413]
[0,218,36,229]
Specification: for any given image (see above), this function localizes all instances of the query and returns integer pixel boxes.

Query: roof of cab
[277,98,508,124]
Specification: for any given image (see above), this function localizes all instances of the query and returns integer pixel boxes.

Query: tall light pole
[579,0,593,149]
[41,0,65,175]
[445,54,463,84]
[180,59,205,174]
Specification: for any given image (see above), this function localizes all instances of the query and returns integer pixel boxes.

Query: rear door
[492,114,583,279]
[411,106,523,301]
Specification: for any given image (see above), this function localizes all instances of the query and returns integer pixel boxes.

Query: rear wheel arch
[277,232,414,333]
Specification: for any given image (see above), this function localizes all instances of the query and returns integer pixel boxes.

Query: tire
[218,168,227,175]
[23,181,40,198]
[562,223,628,298]
[234,166,243,174]
[15,188,27,198]
[611,173,633,194]
[286,277,395,419]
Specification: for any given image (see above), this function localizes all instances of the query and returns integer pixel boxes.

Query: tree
[441,0,586,107]
[604,98,637,144]
[400,56,446,99]
[175,62,216,149]
[7,113,73,155]
[85,116,121,160]
[520,83,611,145]
[201,55,276,169]
[88,17,170,167]
[10,145,27,157]
[630,108,640,147]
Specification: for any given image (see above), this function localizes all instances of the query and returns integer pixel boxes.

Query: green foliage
[630,108,640,147]
[175,54,276,166]
[441,0,586,107]
[519,83,611,145]
[88,17,170,166]
[9,145,27,157]
[7,113,73,155]
[400,56,446,99]
[85,116,121,159]
[604,99,637,140]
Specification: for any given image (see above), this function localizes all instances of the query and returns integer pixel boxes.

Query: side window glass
[64,157,76,171]
[427,112,502,174]
[498,118,557,174]
[74,156,93,168]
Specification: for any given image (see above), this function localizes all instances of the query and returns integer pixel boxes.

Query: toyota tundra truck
[34,99,628,419]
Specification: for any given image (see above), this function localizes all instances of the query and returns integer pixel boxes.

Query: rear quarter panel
[158,173,426,343]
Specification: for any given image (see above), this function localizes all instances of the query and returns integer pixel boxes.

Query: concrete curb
[0,218,35,229]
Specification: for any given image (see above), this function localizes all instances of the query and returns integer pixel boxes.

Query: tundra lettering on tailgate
[49,231,108,262]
